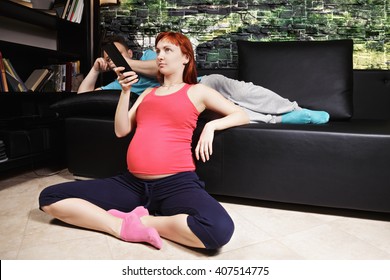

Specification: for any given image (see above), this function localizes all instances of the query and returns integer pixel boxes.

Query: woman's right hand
[114,67,139,92]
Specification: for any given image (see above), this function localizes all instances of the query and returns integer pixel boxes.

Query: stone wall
[100,0,390,70]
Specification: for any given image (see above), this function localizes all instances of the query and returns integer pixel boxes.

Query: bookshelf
[0,0,100,172]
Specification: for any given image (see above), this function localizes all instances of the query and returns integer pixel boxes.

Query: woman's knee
[211,215,235,249]
[189,213,235,250]
[40,204,52,214]
[38,186,64,216]
[39,187,54,210]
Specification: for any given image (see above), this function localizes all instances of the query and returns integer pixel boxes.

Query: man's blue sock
[281,109,330,124]
[281,110,311,124]
[305,109,330,124]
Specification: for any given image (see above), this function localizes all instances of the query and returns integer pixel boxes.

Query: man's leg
[201,74,329,124]
[200,74,300,115]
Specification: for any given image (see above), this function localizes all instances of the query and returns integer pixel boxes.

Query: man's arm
[77,57,109,93]
[126,49,158,78]
[78,49,158,94]
[126,59,158,78]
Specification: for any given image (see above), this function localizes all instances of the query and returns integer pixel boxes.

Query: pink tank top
[127,84,200,175]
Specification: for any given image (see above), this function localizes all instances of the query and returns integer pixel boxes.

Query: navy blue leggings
[39,171,234,249]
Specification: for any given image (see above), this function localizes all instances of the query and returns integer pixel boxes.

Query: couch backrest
[237,40,354,120]
[353,70,390,120]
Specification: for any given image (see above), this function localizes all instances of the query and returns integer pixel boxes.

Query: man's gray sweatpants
[200,74,300,123]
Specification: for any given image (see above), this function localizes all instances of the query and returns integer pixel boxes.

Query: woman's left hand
[195,122,215,162]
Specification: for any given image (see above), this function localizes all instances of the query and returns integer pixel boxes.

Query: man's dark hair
[101,35,129,50]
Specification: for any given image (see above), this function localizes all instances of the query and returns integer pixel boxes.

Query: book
[0,52,9,92]
[67,0,78,22]
[36,70,54,92]
[62,0,73,19]
[44,64,63,92]
[25,68,52,91]
[65,61,72,91]
[2,58,28,92]
[54,0,67,17]
[74,0,84,23]
[5,72,25,92]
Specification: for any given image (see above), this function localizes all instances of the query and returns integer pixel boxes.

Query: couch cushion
[237,40,354,120]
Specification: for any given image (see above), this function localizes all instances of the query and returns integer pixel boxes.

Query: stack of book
[62,0,84,23]
[25,68,53,92]
[44,61,82,92]
[1,51,29,92]
[2,58,29,92]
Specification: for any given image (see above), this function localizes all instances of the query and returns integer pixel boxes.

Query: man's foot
[281,109,329,124]
[306,109,330,124]
[281,109,311,124]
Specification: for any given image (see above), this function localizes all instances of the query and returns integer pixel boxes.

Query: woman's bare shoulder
[189,83,216,95]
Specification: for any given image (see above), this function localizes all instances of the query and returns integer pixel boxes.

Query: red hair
[155,32,198,85]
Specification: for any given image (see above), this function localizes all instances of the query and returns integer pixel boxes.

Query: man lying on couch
[78,35,329,125]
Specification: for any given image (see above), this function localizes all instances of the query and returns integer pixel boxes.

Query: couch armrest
[50,90,121,118]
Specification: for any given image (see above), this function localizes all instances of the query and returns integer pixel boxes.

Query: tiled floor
[1,166,390,260]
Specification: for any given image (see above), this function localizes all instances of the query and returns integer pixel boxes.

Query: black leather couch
[51,40,390,213]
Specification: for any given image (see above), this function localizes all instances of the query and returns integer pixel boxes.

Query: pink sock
[120,213,162,249]
[108,206,148,219]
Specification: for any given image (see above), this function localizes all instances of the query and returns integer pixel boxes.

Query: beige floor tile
[212,239,304,260]
[17,235,112,260]
[330,217,390,254]
[0,234,24,256]
[279,224,390,260]
[21,216,103,250]
[0,198,32,252]
[0,249,19,259]
[228,202,329,238]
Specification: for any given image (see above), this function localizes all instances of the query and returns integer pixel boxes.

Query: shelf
[0,0,59,29]
[0,1,83,29]
[0,40,80,59]
[0,92,77,122]
[0,117,67,174]
[0,152,55,172]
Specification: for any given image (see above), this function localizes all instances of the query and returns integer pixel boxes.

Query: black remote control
[102,43,133,73]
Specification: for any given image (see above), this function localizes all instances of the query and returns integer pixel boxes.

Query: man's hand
[93,57,111,73]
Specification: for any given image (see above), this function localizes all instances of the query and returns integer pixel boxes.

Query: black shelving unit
[0,0,100,173]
